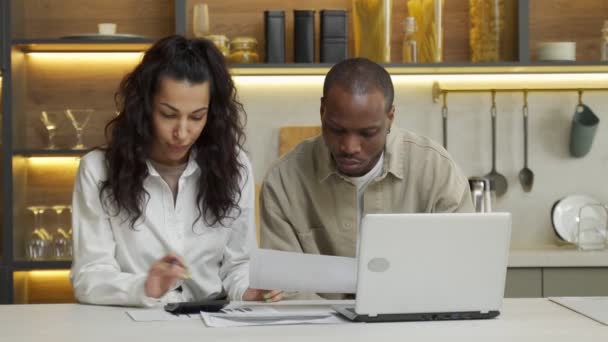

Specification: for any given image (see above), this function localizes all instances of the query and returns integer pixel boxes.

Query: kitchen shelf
[12,149,89,157]
[11,261,72,270]
[13,39,153,52]
[230,62,608,76]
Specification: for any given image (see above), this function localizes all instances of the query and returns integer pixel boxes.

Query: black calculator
[164,299,229,315]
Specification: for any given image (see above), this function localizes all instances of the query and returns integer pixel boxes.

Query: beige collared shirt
[260,128,474,258]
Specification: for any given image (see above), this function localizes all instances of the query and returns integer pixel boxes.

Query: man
[260,58,473,259]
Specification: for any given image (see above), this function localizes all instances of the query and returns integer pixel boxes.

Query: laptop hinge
[367,313,378,317]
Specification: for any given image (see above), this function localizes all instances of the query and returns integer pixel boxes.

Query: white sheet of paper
[201,305,349,327]
[250,249,357,293]
[126,309,199,322]
[549,297,608,325]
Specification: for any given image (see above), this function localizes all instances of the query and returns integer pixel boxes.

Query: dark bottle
[264,11,285,63]
[294,10,315,63]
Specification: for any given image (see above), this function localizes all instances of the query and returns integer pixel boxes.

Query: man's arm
[259,176,303,252]
[433,161,475,213]
[259,176,326,300]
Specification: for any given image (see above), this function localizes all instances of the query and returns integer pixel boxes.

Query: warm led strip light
[233,73,608,89]
[26,52,144,63]
[26,157,81,166]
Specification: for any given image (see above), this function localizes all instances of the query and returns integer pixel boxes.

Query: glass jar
[402,16,418,63]
[205,34,230,57]
[229,37,259,63]
[353,0,392,63]
[601,20,608,61]
[470,0,506,62]
[407,0,443,63]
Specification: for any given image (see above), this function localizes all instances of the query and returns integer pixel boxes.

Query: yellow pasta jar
[229,37,260,63]
[470,0,506,62]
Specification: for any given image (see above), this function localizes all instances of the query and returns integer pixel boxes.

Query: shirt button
[344,222,352,228]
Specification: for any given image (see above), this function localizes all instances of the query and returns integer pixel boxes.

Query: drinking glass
[40,111,61,149]
[576,203,608,251]
[65,109,94,149]
[193,3,210,38]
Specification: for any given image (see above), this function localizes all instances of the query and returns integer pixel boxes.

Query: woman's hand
[242,288,283,302]
[144,253,189,298]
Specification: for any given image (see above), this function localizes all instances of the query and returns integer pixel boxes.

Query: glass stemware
[40,111,61,149]
[67,205,73,247]
[26,206,50,260]
[65,109,94,149]
[51,205,71,259]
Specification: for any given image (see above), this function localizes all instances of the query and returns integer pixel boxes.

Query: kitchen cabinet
[505,267,608,298]
[1,0,608,304]
[505,268,543,298]
[543,268,608,297]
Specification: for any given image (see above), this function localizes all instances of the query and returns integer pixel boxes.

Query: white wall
[235,74,608,248]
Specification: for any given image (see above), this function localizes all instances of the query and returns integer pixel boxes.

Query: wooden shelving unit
[14,39,153,53]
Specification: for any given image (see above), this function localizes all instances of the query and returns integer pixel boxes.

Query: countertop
[509,244,608,267]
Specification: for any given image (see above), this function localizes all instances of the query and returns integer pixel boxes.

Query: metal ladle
[485,90,508,197]
[518,91,534,192]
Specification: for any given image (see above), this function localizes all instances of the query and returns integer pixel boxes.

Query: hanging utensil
[518,90,534,192]
[485,90,508,197]
[442,92,448,149]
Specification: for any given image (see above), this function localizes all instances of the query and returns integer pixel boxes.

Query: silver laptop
[333,212,512,323]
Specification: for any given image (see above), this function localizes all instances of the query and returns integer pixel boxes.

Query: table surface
[0,298,606,342]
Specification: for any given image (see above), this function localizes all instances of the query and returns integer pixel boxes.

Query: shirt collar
[316,129,404,183]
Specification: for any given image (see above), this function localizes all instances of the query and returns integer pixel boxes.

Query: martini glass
[65,109,94,149]
[40,110,61,149]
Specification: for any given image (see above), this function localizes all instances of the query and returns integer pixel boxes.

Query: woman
[70,35,281,306]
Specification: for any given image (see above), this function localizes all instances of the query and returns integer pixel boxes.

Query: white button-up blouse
[70,149,255,307]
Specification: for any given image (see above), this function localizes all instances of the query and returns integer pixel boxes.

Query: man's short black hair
[322,58,394,112]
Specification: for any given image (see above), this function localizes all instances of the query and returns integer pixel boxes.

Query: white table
[0,299,606,342]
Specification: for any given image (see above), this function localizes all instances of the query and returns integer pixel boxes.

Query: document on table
[250,249,357,293]
[126,309,200,322]
[200,304,349,327]
[549,297,608,325]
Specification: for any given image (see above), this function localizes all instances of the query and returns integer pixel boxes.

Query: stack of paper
[127,309,199,322]
[200,305,349,327]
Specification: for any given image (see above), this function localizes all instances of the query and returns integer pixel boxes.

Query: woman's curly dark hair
[100,35,246,228]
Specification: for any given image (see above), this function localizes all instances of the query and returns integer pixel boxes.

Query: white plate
[552,194,603,243]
